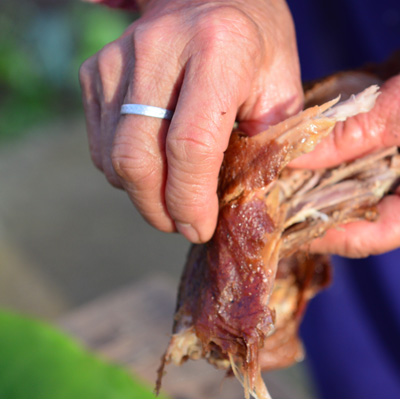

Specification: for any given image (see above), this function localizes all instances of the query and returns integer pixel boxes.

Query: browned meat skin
[163,197,279,396]
[195,199,276,387]
[218,137,286,202]
[157,62,400,398]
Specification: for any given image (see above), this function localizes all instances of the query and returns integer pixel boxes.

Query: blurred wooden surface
[59,276,314,399]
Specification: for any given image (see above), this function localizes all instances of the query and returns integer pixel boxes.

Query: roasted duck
[157,61,400,398]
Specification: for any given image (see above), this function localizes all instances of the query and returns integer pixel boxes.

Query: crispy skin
[157,75,400,398]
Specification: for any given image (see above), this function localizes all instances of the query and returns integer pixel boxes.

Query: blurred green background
[0,2,162,398]
[0,310,156,398]
[0,0,133,141]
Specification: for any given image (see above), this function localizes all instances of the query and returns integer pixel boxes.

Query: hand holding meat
[157,79,400,398]
[79,0,302,243]
[80,1,400,396]
[291,69,400,257]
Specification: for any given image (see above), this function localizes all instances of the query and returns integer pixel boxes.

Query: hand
[291,74,400,257]
[79,0,303,243]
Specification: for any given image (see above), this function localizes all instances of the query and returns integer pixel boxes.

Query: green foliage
[76,5,133,62]
[0,310,156,399]
[0,0,136,141]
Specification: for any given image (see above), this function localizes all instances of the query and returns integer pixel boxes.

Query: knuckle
[133,15,174,45]
[97,42,126,99]
[133,22,155,48]
[132,19,179,65]
[193,5,259,52]
[343,229,370,258]
[133,22,163,55]
[167,126,220,168]
[79,57,96,89]
[98,42,122,74]
[130,22,180,94]
[111,141,159,186]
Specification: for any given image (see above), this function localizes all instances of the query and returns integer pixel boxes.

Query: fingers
[80,38,133,188]
[80,1,305,243]
[237,2,303,135]
[112,47,249,241]
[291,75,400,257]
[97,39,133,188]
[307,195,400,257]
[237,63,303,136]
[111,32,183,233]
[291,74,400,169]
[79,56,102,170]
[112,7,263,242]
[112,115,174,231]
[165,54,243,242]
[82,12,246,240]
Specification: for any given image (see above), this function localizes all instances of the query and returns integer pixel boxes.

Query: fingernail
[175,222,200,243]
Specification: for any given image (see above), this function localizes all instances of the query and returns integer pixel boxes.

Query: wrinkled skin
[81,1,400,256]
[79,0,303,243]
[291,68,400,257]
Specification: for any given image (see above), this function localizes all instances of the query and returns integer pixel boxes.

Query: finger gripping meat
[156,84,400,399]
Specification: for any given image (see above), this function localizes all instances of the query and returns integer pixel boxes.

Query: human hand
[79,0,303,243]
[290,74,400,257]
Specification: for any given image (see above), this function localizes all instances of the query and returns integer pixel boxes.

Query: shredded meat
[156,56,400,399]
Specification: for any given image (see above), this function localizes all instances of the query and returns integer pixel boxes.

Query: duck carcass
[157,63,400,398]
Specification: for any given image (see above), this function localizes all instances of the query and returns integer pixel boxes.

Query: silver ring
[120,104,174,120]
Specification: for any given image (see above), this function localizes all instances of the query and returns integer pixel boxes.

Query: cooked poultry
[156,63,400,399]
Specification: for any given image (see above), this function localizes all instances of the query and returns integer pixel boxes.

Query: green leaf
[0,310,157,399]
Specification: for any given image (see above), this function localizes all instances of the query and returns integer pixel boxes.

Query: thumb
[290,74,400,169]
[236,20,304,136]
[237,57,304,136]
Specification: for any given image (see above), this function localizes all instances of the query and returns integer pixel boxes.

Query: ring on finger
[120,104,174,120]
